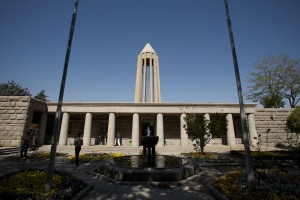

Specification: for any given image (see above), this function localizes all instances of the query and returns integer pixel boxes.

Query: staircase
[0,147,20,156]
[37,144,245,156]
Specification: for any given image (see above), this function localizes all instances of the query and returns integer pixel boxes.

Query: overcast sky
[0,0,299,106]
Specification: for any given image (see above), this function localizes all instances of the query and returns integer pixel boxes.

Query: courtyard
[0,146,299,199]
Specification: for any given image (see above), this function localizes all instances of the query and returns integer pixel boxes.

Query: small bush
[287,107,300,134]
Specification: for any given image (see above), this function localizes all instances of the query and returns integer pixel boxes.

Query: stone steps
[0,147,20,156]
[37,144,248,156]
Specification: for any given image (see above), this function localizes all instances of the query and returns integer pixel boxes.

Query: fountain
[140,135,158,165]
[96,135,202,182]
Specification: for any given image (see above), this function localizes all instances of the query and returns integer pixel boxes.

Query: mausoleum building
[0,44,295,149]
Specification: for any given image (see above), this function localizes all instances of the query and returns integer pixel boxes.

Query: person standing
[31,131,38,151]
[116,132,121,146]
[74,133,83,166]
[20,131,32,161]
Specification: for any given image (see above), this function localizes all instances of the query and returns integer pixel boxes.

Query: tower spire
[141,43,156,53]
[134,43,161,103]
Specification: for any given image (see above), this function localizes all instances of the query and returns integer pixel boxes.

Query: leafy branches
[0,80,49,102]
[34,89,49,102]
[287,107,300,135]
[0,80,31,96]
[247,54,300,108]
[184,113,227,153]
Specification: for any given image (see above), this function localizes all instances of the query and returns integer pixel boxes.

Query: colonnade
[58,112,258,147]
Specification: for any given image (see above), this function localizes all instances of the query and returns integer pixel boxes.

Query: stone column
[226,113,236,147]
[180,113,188,147]
[149,55,153,103]
[132,113,140,147]
[156,113,164,147]
[153,56,158,102]
[83,113,92,146]
[156,56,161,102]
[37,112,47,146]
[248,113,258,147]
[142,54,147,102]
[134,55,143,102]
[204,113,212,145]
[107,113,115,147]
[59,112,69,145]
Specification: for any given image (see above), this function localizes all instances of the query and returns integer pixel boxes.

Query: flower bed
[0,169,87,199]
[214,170,300,200]
[181,152,233,162]
[67,152,125,162]
[0,152,66,161]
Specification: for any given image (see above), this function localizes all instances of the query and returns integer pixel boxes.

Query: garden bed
[214,170,300,200]
[181,152,234,163]
[230,150,300,160]
[0,151,66,161]
[0,169,87,200]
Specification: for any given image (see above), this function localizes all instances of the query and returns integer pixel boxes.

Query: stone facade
[0,96,298,149]
[0,96,31,147]
[254,108,297,149]
[0,96,48,147]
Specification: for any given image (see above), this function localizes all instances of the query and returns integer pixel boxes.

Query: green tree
[34,89,49,102]
[287,107,300,134]
[0,80,31,96]
[260,95,285,108]
[286,107,300,148]
[184,113,227,153]
[247,54,300,108]
[276,58,300,108]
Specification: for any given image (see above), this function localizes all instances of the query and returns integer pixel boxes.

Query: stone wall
[0,96,31,147]
[254,108,296,148]
[0,96,48,147]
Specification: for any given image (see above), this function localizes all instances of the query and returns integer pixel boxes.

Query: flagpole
[45,0,79,192]
[223,0,255,190]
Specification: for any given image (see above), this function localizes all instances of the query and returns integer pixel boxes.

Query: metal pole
[45,0,79,192]
[223,0,255,190]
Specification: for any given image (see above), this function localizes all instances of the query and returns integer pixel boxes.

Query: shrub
[287,107,300,134]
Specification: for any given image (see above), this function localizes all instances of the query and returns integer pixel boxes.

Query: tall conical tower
[134,43,161,103]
